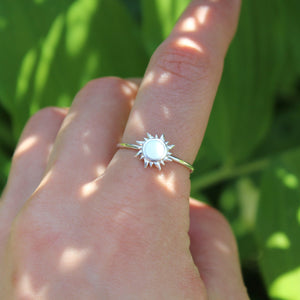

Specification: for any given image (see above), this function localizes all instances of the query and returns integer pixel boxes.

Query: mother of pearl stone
[143,139,167,161]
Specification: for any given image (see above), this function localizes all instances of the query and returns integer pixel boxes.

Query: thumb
[189,199,249,299]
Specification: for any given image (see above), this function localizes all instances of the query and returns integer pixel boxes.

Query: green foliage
[141,0,190,55]
[256,148,300,300]
[0,0,300,299]
[206,0,286,164]
[0,0,148,138]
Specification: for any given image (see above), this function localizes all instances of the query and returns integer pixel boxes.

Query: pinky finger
[189,199,249,299]
[0,107,67,228]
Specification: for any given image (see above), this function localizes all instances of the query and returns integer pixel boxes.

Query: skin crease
[0,0,250,299]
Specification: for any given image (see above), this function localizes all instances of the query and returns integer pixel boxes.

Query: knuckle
[203,206,233,234]
[101,199,162,254]
[77,77,137,104]
[12,107,67,161]
[83,76,123,90]
[27,107,66,129]
[12,107,66,161]
[155,39,214,84]
[191,204,238,252]
[11,204,61,255]
[109,207,149,247]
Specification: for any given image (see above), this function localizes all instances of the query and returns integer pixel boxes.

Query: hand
[0,0,249,299]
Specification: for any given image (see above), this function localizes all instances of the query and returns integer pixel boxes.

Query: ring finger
[111,0,240,184]
[105,0,241,207]
[0,107,67,245]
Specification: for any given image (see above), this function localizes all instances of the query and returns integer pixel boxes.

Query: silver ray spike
[144,160,149,168]
[155,162,161,170]
[160,134,165,141]
[149,162,153,167]
[147,133,153,139]
[135,150,142,157]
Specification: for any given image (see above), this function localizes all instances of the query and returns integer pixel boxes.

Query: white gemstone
[143,139,167,161]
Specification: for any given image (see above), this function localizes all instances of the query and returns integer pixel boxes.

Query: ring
[117,133,194,173]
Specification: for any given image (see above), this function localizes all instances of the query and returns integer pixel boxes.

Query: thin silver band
[117,142,194,173]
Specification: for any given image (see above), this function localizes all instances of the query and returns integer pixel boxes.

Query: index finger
[110,0,241,195]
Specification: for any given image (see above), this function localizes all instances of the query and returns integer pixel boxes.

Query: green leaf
[279,0,300,96]
[0,105,13,150]
[255,102,300,158]
[255,148,300,300]
[0,149,11,194]
[141,0,190,55]
[219,177,260,262]
[0,0,148,139]
[204,0,291,165]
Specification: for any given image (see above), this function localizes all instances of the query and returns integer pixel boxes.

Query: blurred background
[0,0,299,299]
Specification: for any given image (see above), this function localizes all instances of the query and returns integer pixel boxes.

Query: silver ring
[117,133,194,173]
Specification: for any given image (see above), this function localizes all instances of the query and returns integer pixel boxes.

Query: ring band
[117,133,194,173]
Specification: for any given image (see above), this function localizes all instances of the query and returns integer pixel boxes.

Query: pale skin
[0,0,250,299]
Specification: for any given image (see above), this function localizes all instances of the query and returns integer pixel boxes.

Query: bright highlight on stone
[143,139,167,161]
[136,133,174,170]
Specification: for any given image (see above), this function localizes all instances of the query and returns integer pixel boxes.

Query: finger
[116,0,241,180]
[189,199,249,299]
[46,77,138,183]
[0,107,67,232]
[102,0,241,238]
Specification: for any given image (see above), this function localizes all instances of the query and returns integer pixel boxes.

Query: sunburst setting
[135,133,174,170]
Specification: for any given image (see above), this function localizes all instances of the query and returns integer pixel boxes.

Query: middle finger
[45,77,138,184]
